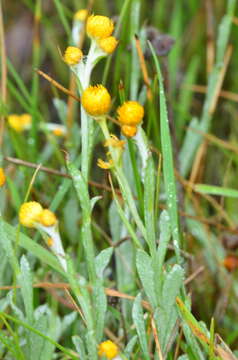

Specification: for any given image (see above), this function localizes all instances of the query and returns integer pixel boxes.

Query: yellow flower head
[8,114,32,132]
[117,101,144,126]
[121,125,137,138]
[98,340,119,359]
[52,127,64,137]
[0,168,6,187]
[86,15,114,39]
[98,36,118,54]
[82,85,111,117]
[74,9,88,22]
[97,158,114,169]
[19,202,43,228]
[63,46,83,65]
[39,209,57,227]
[104,134,125,149]
[21,114,32,128]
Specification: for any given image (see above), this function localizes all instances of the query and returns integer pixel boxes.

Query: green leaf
[132,293,150,360]
[124,335,138,358]
[162,264,184,311]
[130,0,141,100]
[3,221,64,276]
[85,330,98,360]
[93,280,107,342]
[66,159,96,282]
[179,117,199,177]
[67,160,91,214]
[157,210,171,289]
[29,311,48,360]
[136,250,157,308]
[95,247,113,279]
[194,184,238,198]
[154,306,178,354]
[72,336,87,359]
[90,196,102,212]
[0,312,79,359]
[149,41,181,263]
[19,255,34,324]
[176,297,210,353]
[144,156,156,256]
[0,215,20,275]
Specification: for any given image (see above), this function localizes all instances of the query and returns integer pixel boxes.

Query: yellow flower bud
[63,46,83,65]
[117,101,144,126]
[98,340,119,359]
[52,127,64,137]
[8,114,32,132]
[19,202,43,228]
[98,36,118,54]
[86,15,114,39]
[81,85,111,116]
[39,209,57,227]
[74,9,88,22]
[121,125,137,138]
[20,114,32,129]
[0,168,6,187]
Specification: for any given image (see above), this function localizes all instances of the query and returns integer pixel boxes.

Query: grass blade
[149,41,181,262]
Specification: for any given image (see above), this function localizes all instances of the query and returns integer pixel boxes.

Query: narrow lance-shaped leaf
[132,293,150,360]
[19,255,34,324]
[149,41,181,263]
[136,249,157,308]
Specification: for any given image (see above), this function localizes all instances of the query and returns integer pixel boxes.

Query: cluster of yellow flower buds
[86,15,118,54]
[19,202,66,271]
[19,202,57,228]
[8,114,32,133]
[81,84,145,138]
[64,13,117,68]
[117,101,144,137]
[98,340,119,359]
[0,167,6,187]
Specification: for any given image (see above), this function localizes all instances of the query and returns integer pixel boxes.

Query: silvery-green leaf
[29,313,48,360]
[7,290,24,320]
[61,311,77,334]
[95,247,113,279]
[162,264,184,311]
[72,336,87,359]
[93,280,107,341]
[19,255,33,324]
[132,293,150,360]
[90,196,102,212]
[144,156,156,253]
[157,210,171,286]
[124,335,138,357]
[0,215,19,274]
[154,306,178,354]
[136,249,157,308]
[109,201,122,243]
[85,330,97,360]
